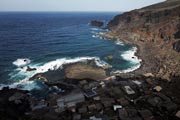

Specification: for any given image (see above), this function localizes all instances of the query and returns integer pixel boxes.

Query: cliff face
[104,0,180,80]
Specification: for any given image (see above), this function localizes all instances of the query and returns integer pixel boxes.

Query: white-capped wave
[113,47,142,74]
[35,57,109,73]
[13,58,31,67]
[112,64,141,74]
[3,57,110,90]
[92,35,99,38]
[91,28,100,31]
[121,47,141,64]
[115,41,124,46]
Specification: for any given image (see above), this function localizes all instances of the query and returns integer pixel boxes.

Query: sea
[0,12,141,96]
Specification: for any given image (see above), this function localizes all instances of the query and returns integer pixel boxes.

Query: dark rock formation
[90,20,104,27]
[26,66,37,72]
[0,87,31,120]
[173,40,180,52]
[106,55,113,61]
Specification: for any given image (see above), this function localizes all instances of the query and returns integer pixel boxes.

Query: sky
[0,0,165,12]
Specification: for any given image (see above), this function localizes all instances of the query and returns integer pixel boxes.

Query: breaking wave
[115,41,124,46]
[91,27,141,74]
[113,47,142,74]
[0,57,110,90]
[13,58,31,67]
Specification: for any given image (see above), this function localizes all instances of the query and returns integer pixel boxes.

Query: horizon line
[0,10,125,13]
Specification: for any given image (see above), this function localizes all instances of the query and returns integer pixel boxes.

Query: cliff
[103,0,180,80]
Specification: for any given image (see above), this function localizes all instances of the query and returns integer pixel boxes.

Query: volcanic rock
[106,55,113,61]
[173,40,180,52]
[26,66,37,72]
[90,20,104,27]
[65,64,107,80]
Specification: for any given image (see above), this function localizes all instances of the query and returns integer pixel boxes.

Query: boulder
[106,55,113,61]
[153,86,162,92]
[161,73,171,81]
[176,111,180,119]
[143,73,154,77]
[26,66,37,72]
[90,20,104,27]
[173,40,180,52]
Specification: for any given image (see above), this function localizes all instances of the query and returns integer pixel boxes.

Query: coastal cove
[1,1,180,120]
[0,12,141,92]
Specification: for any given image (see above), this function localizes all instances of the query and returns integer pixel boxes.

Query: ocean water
[0,12,141,92]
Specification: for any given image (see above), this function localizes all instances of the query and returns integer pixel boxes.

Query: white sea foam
[113,47,142,74]
[92,35,98,38]
[1,57,110,90]
[91,28,100,31]
[121,47,141,64]
[35,57,109,73]
[13,58,31,67]
[112,64,141,74]
[115,41,124,46]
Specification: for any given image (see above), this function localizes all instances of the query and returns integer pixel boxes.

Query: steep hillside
[103,0,180,80]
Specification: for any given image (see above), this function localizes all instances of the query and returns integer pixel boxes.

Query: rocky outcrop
[106,55,113,61]
[173,40,180,52]
[103,0,180,80]
[26,66,37,72]
[90,20,104,27]
[65,64,107,80]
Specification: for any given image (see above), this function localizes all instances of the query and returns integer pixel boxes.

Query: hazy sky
[0,0,165,12]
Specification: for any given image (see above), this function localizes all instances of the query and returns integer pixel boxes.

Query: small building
[101,98,115,108]
[89,115,108,120]
[31,99,48,111]
[139,109,153,120]
[78,105,87,114]
[118,108,142,120]
[93,96,101,101]
[57,92,85,111]
[124,86,135,95]
[88,104,97,111]
[84,88,97,98]
[113,105,122,111]
[117,98,129,106]
[73,114,81,120]
[95,103,103,111]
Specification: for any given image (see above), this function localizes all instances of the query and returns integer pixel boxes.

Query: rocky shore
[1,0,180,120]
[101,0,180,81]
[1,75,180,120]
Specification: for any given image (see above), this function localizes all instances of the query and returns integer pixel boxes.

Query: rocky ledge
[65,64,107,80]
[102,0,180,81]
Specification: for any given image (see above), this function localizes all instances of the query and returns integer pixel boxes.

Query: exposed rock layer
[65,64,107,80]
[103,0,180,80]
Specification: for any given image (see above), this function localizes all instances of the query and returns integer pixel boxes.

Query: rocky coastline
[1,0,180,120]
[101,0,180,81]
